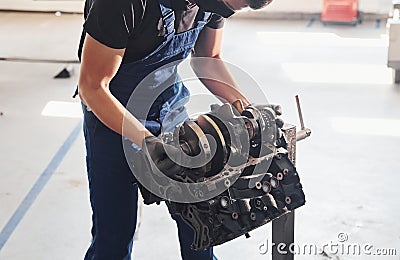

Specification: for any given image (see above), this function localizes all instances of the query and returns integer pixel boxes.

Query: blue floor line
[0,120,82,251]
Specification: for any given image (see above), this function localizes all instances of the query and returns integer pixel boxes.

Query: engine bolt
[220,196,229,208]
[224,179,231,187]
[270,177,279,189]
[232,212,239,220]
[262,181,271,193]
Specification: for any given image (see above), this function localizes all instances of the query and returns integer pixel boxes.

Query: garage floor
[0,12,399,260]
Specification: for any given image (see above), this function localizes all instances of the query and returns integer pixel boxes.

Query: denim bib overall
[82,1,216,259]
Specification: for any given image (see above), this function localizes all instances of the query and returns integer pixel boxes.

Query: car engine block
[131,101,306,250]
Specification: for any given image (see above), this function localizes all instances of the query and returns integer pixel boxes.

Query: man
[77,0,272,259]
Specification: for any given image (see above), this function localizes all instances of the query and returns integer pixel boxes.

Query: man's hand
[133,136,186,205]
[142,136,185,178]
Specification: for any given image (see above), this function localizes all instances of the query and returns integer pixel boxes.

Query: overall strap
[195,11,212,28]
[159,0,175,38]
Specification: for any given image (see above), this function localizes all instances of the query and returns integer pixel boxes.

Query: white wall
[242,0,394,18]
[0,0,84,13]
[0,0,394,15]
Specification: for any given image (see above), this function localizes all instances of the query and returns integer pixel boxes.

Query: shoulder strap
[130,0,175,38]
[158,0,175,37]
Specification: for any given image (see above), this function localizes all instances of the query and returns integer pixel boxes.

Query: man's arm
[78,34,153,146]
[191,26,251,106]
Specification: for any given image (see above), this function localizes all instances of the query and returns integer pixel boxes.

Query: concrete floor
[0,12,400,260]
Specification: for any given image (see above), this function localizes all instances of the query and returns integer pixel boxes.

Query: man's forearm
[191,57,251,106]
[198,78,250,106]
[79,80,152,147]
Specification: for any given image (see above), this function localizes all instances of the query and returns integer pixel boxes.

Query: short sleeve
[206,14,225,29]
[84,0,135,49]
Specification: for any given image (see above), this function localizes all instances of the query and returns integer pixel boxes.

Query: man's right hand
[142,136,185,178]
[134,136,187,205]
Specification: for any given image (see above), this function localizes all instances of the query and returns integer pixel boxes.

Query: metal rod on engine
[295,95,311,141]
[295,95,305,130]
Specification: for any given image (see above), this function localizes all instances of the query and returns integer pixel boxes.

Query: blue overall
[82,0,216,259]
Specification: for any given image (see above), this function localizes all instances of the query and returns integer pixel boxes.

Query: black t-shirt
[78,0,225,64]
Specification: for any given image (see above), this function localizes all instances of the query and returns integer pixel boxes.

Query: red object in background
[321,0,359,23]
